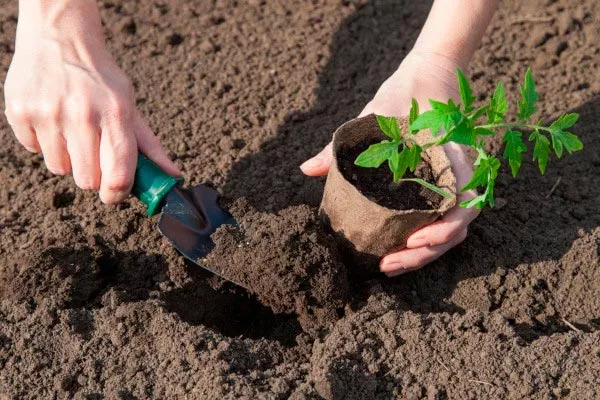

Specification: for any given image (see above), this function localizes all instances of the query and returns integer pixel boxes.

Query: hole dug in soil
[161,266,303,346]
[204,199,350,336]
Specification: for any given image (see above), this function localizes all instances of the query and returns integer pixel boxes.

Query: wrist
[397,51,460,94]
[412,0,499,72]
[18,0,104,42]
[16,0,109,68]
[410,45,469,73]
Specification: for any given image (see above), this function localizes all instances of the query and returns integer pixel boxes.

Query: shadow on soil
[221,1,432,212]
[161,263,302,346]
[218,0,600,343]
[6,242,170,309]
[11,242,301,345]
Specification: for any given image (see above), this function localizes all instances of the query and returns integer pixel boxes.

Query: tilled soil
[1,0,599,398]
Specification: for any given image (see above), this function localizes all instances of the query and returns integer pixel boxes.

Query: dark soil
[338,141,442,210]
[1,0,599,398]
[205,199,349,336]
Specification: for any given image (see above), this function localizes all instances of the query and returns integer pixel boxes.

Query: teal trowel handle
[132,153,183,217]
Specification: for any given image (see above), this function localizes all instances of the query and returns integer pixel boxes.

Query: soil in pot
[338,142,443,211]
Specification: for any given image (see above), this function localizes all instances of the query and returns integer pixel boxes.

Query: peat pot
[319,114,457,271]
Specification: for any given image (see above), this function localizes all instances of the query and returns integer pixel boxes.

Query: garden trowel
[131,153,239,284]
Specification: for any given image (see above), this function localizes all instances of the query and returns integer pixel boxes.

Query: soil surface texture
[1,0,599,399]
[205,199,349,336]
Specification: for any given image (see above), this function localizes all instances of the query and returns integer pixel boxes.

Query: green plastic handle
[132,153,183,216]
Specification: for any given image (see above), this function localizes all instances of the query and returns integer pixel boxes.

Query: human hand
[4,1,180,204]
[300,51,479,276]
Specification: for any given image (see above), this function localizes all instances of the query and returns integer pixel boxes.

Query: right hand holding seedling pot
[320,68,583,274]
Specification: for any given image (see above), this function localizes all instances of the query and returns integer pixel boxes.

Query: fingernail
[406,236,428,248]
[380,262,403,273]
[300,157,322,171]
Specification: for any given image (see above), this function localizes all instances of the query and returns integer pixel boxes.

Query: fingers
[405,205,479,248]
[65,125,100,189]
[403,141,479,246]
[13,126,41,153]
[381,228,468,277]
[300,142,332,176]
[134,112,181,177]
[38,129,72,175]
[98,117,137,204]
[4,107,41,152]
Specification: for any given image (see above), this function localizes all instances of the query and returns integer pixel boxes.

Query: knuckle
[5,101,30,123]
[100,187,130,205]
[457,229,468,243]
[65,96,96,123]
[437,230,454,244]
[106,93,131,120]
[106,174,133,193]
[77,179,100,191]
[74,102,96,124]
[37,100,62,121]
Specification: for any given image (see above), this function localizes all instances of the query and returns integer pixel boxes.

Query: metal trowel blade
[157,184,243,287]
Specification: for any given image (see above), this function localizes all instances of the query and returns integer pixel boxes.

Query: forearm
[413,0,499,70]
[16,0,107,67]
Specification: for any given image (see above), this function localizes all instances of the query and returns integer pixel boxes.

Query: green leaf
[473,147,488,166]
[448,117,476,146]
[549,113,579,130]
[391,146,411,181]
[460,192,488,209]
[474,127,495,136]
[410,99,461,135]
[517,68,538,121]
[402,178,453,198]
[549,130,583,158]
[456,68,476,113]
[548,114,583,158]
[529,130,550,174]
[486,82,508,123]
[388,150,401,181]
[461,155,501,192]
[460,180,495,209]
[409,98,419,134]
[406,144,423,171]
[410,110,444,135]
[430,99,462,131]
[354,141,398,168]
[376,115,401,141]
[502,130,527,177]
[469,105,488,122]
[461,161,490,192]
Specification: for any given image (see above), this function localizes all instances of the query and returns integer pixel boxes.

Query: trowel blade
[157,184,242,286]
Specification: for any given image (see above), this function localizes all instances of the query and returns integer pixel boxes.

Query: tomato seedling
[354,68,583,208]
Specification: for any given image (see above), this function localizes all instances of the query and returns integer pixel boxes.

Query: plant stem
[421,135,448,150]
[418,122,550,150]
[478,122,550,132]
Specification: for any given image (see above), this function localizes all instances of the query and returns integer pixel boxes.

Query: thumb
[300,142,332,177]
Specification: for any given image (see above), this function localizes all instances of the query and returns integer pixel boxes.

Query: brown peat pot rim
[320,113,457,263]
[331,113,456,215]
